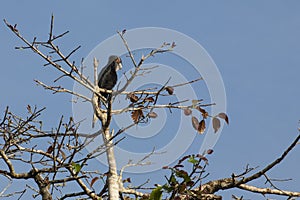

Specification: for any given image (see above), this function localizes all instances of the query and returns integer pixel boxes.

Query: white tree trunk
[103,128,119,200]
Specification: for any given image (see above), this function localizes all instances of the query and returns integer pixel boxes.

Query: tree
[1,15,300,200]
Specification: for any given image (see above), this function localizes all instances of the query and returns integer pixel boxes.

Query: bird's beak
[116,63,122,71]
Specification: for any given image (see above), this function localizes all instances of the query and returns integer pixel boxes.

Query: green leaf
[162,183,173,193]
[188,155,198,165]
[150,186,163,200]
[71,162,81,174]
[175,170,191,183]
[169,174,177,185]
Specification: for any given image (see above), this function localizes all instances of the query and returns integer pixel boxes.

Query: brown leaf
[123,177,131,183]
[90,177,100,187]
[27,105,32,114]
[196,154,208,163]
[183,108,192,116]
[128,93,139,103]
[131,110,144,123]
[46,144,54,154]
[202,112,209,119]
[206,149,214,154]
[218,112,229,124]
[174,164,184,169]
[145,97,154,102]
[171,42,176,48]
[131,110,139,123]
[198,119,206,134]
[148,112,158,118]
[196,106,207,115]
[191,116,199,131]
[165,86,174,95]
[212,117,221,133]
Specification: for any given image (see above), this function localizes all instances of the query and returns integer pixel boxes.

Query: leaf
[198,119,206,134]
[150,186,163,200]
[175,170,191,183]
[178,155,190,164]
[162,183,173,193]
[191,116,199,131]
[90,177,99,187]
[174,164,184,169]
[183,108,192,116]
[128,93,139,103]
[171,41,176,48]
[196,154,208,164]
[46,144,54,154]
[202,112,209,119]
[188,155,198,165]
[122,177,131,183]
[71,162,81,174]
[206,149,214,154]
[178,183,187,193]
[145,97,154,102]
[169,174,177,185]
[27,105,32,114]
[218,112,229,124]
[212,117,221,133]
[148,112,158,118]
[165,86,174,95]
[196,106,208,118]
[131,110,144,123]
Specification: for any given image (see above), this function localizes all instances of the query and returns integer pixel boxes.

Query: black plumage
[97,55,122,98]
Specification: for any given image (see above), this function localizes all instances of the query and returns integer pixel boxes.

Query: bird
[97,55,122,99]
[92,55,122,128]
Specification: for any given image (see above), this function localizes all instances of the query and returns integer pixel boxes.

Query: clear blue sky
[1,1,300,199]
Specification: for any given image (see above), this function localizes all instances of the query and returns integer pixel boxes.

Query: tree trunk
[103,127,119,200]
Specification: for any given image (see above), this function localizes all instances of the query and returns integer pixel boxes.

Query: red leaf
[183,108,192,116]
[191,116,199,131]
[90,177,99,187]
[218,112,229,124]
[198,119,206,134]
[165,86,174,95]
[212,117,221,133]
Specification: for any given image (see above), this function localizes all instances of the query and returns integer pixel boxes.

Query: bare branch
[238,184,300,197]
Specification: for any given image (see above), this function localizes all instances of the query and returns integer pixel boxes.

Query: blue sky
[1,1,300,199]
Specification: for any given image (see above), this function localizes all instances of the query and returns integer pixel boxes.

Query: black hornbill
[97,55,122,98]
[92,55,122,128]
